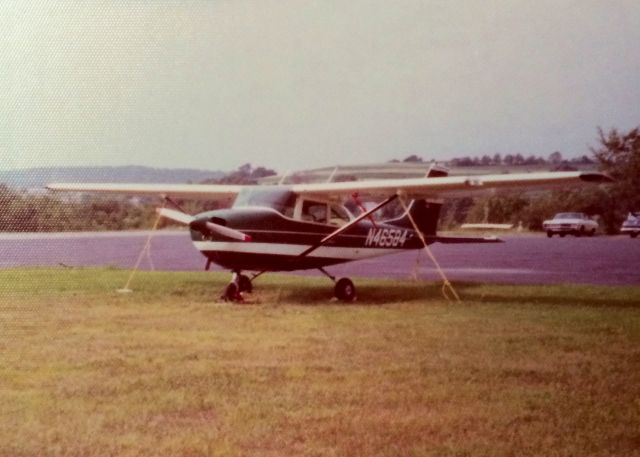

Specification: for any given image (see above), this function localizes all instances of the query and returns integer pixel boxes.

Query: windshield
[233,187,296,217]
[555,212,583,219]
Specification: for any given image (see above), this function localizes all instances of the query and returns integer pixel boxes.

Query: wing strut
[397,193,461,303]
[116,198,167,293]
[298,194,398,258]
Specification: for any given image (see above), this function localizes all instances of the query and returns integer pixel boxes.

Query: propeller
[156,208,251,242]
[192,219,252,242]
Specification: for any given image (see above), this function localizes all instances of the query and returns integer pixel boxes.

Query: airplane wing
[46,183,243,202]
[290,171,612,200]
[47,171,611,202]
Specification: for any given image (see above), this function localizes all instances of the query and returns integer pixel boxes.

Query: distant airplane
[47,166,611,301]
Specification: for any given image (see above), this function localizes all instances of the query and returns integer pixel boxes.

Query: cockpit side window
[329,204,350,226]
[301,201,327,224]
[297,200,352,225]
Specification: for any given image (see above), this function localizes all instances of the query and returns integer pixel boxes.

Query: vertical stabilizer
[385,199,442,236]
[384,164,448,235]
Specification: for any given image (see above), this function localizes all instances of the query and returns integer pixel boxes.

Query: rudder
[386,199,442,236]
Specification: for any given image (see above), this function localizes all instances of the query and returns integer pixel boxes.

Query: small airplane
[47,166,611,301]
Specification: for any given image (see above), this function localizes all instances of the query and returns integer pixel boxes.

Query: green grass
[1,268,639,457]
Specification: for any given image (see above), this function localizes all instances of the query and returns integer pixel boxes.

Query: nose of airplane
[189,215,224,234]
[189,213,251,242]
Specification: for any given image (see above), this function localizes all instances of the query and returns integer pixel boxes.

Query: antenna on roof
[278,170,290,185]
[326,166,339,183]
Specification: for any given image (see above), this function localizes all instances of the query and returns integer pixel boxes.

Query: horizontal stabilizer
[460,223,513,230]
[432,235,503,244]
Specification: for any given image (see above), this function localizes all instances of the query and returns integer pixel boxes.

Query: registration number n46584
[364,228,410,248]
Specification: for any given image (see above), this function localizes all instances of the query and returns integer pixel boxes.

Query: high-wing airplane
[47,166,611,301]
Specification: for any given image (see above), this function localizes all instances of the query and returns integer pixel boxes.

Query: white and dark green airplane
[47,167,610,301]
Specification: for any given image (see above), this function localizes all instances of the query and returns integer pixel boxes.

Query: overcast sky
[2,0,639,173]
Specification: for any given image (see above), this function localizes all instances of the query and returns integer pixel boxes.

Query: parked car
[620,212,640,238]
[542,212,598,237]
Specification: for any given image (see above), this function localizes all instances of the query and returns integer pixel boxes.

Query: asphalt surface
[1,231,638,286]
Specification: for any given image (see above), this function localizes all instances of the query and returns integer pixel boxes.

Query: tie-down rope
[117,198,166,293]
[397,193,461,302]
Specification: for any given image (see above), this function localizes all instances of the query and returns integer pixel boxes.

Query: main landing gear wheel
[238,274,252,293]
[223,272,252,302]
[335,277,356,302]
[224,282,240,302]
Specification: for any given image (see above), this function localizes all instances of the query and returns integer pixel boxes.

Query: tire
[224,282,239,301]
[559,233,566,238]
[631,232,638,239]
[547,231,553,238]
[238,274,252,293]
[589,229,596,237]
[335,278,356,302]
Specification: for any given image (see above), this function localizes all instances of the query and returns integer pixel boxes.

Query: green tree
[521,188,610,231]
[591,126,640,233]
[403,154,423,163]
[548,151,563,165]
[439,197,475,229]
[466,192,529,224]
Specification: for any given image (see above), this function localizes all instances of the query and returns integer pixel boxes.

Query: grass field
[1,268,639,457]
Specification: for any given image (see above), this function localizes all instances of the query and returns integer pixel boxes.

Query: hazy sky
[2,0,639,173]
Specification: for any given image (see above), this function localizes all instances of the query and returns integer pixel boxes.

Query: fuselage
[189,187,430,272]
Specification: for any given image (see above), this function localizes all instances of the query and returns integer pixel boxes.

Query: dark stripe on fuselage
[190,207,431,271]
[200,250,349,271]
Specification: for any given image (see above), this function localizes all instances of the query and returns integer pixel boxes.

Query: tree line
[397,151,594,168]
[0,187,157,232]
[0,163,277,232]
[439,126,639,233]
[1,127,637,233]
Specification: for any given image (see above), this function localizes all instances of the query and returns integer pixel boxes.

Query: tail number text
[365,228,410,248]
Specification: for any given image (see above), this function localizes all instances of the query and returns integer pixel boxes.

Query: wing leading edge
[290,171,612,200]
[46,182,243,202]
[47,171,611,202]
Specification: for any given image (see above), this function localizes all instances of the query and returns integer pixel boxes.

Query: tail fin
[386,200,506,244]
[386,199,442,236]
[386,164,448,236]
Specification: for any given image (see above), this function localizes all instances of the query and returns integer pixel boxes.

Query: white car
[543,212,598,237]
[620,212,640,238]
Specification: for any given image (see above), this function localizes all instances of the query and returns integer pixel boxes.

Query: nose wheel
[223,272,254,302]
[318,268,356,302]
[334,277,356,302]
[238,274,252,293]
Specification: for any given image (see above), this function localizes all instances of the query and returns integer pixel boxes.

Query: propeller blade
[158,207,251,242]
[204,221,252,242]
[156,208,195,225]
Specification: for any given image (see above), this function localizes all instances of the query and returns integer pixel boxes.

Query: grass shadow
[3,268,638,308]
[453,282,640,308]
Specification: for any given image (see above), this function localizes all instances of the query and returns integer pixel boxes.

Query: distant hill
[0,166,225,189]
